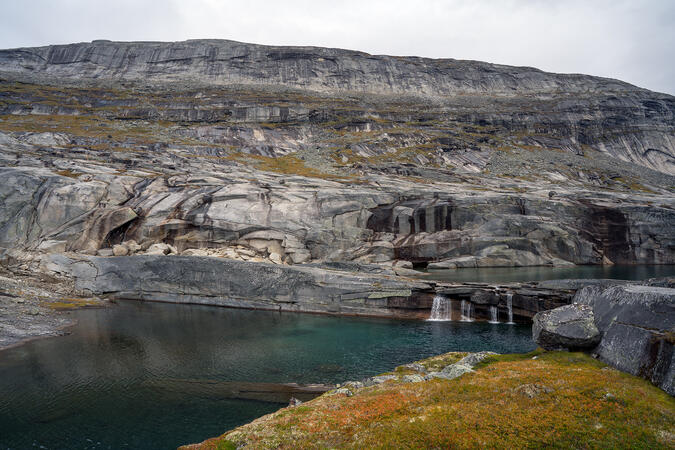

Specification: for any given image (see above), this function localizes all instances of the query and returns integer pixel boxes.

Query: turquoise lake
[0,300,535,449]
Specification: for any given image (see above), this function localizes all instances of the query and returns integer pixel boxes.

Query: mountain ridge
[0,39,651,97]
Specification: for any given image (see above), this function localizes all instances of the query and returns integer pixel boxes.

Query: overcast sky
[2,0,674,94]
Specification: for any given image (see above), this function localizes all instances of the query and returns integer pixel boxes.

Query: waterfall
[489,305,499,324]
[460,300,474,322]
[428,294,452,321]
[506,293,515,324]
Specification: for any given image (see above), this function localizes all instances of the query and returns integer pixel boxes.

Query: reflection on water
[418,265,675,283]
[0,300,535,449]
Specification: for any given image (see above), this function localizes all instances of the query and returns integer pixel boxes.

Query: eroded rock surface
[0,270,104,350]
[0,162,673,270]
[2,39,674,175]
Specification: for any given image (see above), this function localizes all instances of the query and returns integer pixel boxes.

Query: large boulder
[577,284,675,395]
[533,304,601,350]
[540,284,675,395]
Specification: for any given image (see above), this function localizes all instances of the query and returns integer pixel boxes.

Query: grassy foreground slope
[182,351,674,449]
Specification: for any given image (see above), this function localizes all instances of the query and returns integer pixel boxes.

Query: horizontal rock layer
[35,254,580,322]
[45,254,436,318]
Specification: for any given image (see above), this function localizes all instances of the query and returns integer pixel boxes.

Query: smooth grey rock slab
[595,322,674,395]
[44,254,434,317]
[427,351,496,381]
[583,284,675,332]
[431,364,474,380]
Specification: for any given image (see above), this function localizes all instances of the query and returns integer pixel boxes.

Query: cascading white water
[460,300,474,322]
[506,293,515,324]
[428,294,452,321]
[489,305,499,324]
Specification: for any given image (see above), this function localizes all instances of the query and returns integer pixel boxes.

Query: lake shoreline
[2,257,673,352]
[0,269,108,353]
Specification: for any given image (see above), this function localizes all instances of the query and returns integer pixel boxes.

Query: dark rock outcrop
[532,304,601,350]
[579,284,674,395]
[535,283,675,395]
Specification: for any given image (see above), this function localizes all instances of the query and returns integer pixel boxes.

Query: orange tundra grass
[182,351,675,449]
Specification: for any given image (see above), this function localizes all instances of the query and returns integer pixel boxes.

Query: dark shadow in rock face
[579,202,632,263]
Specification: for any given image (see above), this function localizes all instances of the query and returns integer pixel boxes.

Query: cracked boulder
[532,304,601,350]
[577,284,675,395]
[537,284,675,395]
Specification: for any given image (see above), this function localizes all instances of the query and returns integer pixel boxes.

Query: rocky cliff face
[0,39,642,95]
[2,40,674,174]
[0,40,673,276]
